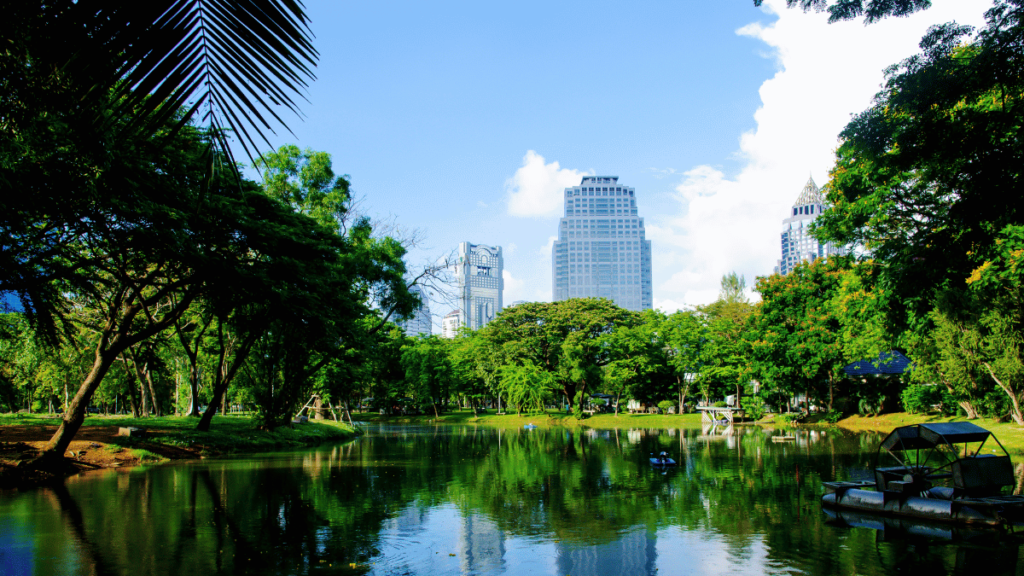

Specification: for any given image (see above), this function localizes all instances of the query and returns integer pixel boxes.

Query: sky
[259,0,993,323]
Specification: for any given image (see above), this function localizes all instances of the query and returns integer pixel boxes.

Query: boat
[650,453,677,466]
[822,422,1024,526]
[523,424,537,430]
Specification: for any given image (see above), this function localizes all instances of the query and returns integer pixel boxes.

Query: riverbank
[354,409,1024,455]
[0,414,359,489]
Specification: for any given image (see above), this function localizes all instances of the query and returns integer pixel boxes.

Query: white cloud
[539,235,558,257]
[506,150,590,217]
[654,297,687,314]
[502,269,525,303]
[652,0,991,307]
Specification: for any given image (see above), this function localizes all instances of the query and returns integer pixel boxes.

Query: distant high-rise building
[551,176,652,310]
[456,242,503,330]
[775,176,845,275]
[397,284,431,337]
[442,310,462,339]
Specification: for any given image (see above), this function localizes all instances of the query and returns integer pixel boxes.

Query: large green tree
[1,2,318,340]
[480,299,635,410]
[814,3,1024,328]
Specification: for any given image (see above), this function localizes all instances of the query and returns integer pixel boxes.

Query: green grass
[352,408,708,430]
[0,412,360,456]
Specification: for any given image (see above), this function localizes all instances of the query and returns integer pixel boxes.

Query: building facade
[441,309,462,339]
[456,242,504,331]
[775,176,845,275]
[551,176,652,310]
[397,284,431,337]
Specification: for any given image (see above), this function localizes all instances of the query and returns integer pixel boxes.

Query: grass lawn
[353,408,707,430]
[0,412,359,456]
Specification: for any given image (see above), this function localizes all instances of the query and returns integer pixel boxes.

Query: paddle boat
[822,422,1024,526]
[650,451,677,467]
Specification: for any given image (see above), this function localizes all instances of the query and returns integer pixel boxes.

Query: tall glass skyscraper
[552,176,652,310]
[775,176,845,275]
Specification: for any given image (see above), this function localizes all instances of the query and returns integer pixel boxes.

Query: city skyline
[263,0,992,314]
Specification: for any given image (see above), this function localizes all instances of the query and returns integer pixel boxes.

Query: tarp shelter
[843,350,912,376]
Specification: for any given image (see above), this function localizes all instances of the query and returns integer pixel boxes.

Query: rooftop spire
[794,175,823,206]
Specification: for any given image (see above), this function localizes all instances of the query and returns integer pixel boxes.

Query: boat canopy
[880,422,991,452]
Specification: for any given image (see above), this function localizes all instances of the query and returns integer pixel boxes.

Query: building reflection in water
[556,529,657,576]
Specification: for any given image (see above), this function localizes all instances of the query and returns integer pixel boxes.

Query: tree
[752,259,851,413]
[1,2,318,340]
[481,299,635,410]
[753,0,937,24]
[661,310,707,412]
[814,5,1024,330]
[601,310,671,413]
[699,274,754,406]
[400,336,455,417]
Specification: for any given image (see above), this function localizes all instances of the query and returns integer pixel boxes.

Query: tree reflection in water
[1,425,1022,575]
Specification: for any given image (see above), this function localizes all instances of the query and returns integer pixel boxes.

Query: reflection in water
[1,424,1022,575]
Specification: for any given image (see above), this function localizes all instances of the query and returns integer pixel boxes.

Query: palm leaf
[67,0,318,163]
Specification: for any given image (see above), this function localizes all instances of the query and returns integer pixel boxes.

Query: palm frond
[71,0,318,163]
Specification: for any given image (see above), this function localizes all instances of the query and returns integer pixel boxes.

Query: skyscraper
[456,242,503,330]
[775,176,845,275]
[397,284,431,337]
[551,176,652,311]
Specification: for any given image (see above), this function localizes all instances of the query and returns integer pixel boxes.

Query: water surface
[2,424,1023,575]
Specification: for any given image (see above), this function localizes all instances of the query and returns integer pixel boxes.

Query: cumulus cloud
[506,150,590,217]
[502,269,525,303]
[652,0,990,307]
[538,235,558,257]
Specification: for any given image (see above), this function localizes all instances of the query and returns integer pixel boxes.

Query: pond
[2,424,1023,575]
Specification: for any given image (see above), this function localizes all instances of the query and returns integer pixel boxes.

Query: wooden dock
[696,406,738,425]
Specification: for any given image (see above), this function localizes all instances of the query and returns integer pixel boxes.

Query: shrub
[824,410,843,423]
[712,400,727,408]
[741,396,766,421]
[657,400,675,413]
[572,391,585,420]
[858,395,886,416]
[900,384,944,414]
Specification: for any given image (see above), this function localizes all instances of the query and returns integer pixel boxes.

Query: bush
[858,395,886,416]
[824,410,843,423]
[900,384,944,414]
[657,400,675,413]
[741,396,766,421]
[712,400,727,408]
[572,391,584,420]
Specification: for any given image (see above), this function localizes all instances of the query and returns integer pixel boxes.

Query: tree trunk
[126,376,140,418]
[984,361,1024,426]
[38,339,126,461]
[188,368,201,417]
[196,332,257,432]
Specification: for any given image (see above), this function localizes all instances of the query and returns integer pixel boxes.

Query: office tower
[441,310,461,339]
[397,284,431,337]
[551,176,652,311]
[456,242,504,330]
[775,176,845,275]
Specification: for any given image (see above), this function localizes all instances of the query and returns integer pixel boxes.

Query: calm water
[2,424,1024,576]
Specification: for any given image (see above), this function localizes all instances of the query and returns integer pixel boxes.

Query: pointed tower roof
[794,176,823,206]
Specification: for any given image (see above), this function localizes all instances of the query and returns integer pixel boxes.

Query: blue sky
[258,0,993,321]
